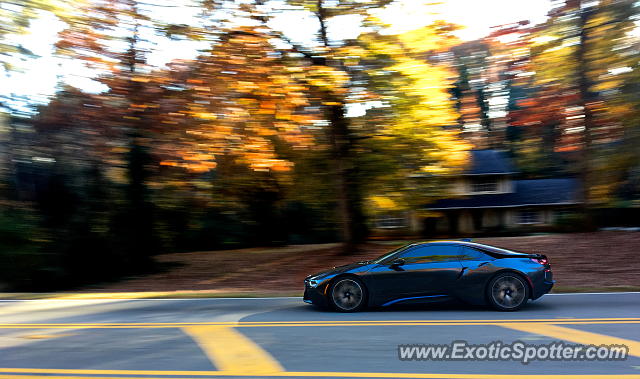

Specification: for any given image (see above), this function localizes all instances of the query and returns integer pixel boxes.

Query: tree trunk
[316,0,366,253]
[325,101,365,253]
[575,4,596,228]
[122,4,156,266]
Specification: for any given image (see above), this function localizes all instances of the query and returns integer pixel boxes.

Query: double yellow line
[0,317,638,328]
[0,368,638,379]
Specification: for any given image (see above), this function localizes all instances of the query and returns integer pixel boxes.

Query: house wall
[482,209,501,228]
[451,178,467,195]
[504,210,515,227]
[459,211,474,234]
[435,216,449,233]
[420,207,564,236]
[504,178,514,193]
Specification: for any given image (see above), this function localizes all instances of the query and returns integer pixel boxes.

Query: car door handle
[479,262,489,267]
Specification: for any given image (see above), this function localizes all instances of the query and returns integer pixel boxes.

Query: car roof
[410,240,528,256]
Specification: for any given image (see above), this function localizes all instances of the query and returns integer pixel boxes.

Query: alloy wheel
[331,278,364,311]
[491,275,527,309]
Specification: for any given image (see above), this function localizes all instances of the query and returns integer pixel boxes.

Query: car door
[367,244,464,304]
[452,246,496,302]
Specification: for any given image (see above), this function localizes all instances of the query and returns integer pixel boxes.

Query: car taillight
[531,257,549,266]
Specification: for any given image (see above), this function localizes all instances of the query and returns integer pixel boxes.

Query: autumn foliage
[1,0,639,289]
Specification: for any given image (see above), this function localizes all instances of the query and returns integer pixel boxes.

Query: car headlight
[306,277,321,288]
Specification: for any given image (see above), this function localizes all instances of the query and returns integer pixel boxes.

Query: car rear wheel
[329,277,366,312]
[487,273,529,311]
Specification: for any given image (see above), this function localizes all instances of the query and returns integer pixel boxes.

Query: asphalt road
[0,293,638,378]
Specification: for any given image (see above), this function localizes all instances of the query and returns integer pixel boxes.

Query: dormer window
[471,177,499,193]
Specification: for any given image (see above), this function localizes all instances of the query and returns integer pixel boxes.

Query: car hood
[307,261,372,279]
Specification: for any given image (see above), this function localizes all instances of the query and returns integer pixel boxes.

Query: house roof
[465,150,517,175]
[427,178,582,210]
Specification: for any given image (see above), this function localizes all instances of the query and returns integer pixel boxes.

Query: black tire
[486,272,529,311]
[329,277,367,312]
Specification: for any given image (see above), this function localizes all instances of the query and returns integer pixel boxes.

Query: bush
[0,209,56,290]
[554,212,589,233]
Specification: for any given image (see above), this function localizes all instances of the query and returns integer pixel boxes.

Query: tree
[54,0,165,266]
[512,0,637,206]
[352,24,471,217]
[238,2,470,251]
[267,0,395,250]
[154,27,323,246]
[450,40,493,147]
[159,28,316,173]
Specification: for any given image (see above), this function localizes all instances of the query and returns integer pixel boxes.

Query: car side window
[459,246,491,261]
[397,244,462,264]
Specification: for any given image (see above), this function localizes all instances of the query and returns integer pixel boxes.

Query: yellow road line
[501,323,640,357]
[0,318,639,329]
[0,369,639,379]
[1,317,638,324]
[0,368,218,376]
[182,325,283,375]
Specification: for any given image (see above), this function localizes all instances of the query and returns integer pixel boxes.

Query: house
[423,150,582,235]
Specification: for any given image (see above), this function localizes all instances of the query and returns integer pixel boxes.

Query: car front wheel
[329,277,366,312]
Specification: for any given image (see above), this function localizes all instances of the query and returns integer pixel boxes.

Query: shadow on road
[240,298,557,323]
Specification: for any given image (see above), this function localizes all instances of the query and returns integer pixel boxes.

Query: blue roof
[465,150,517,175]
[428,178,581,209]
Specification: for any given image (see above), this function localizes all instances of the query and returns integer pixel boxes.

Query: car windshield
[371,244,415,264]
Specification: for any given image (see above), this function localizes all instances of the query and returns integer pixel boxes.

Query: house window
[376,215,408,229]
[471,178,499,193]
[517,210,541,225]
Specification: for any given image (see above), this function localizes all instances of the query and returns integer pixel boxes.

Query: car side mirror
[390,258,405,267]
